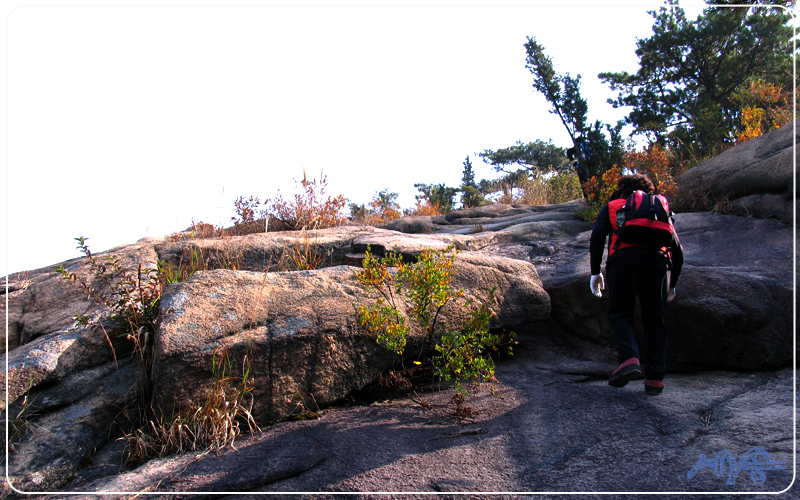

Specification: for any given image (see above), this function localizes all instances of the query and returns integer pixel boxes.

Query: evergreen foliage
[414,183,460,213]
[599,1,794,165]
[479,139,569,176]
[520,37,625,195]
[460,156,489,209]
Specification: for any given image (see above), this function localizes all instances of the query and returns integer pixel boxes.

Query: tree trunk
[571,138,591,199]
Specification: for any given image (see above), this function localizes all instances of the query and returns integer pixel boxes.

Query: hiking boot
[608,358,644,387]
[645,380,664,395]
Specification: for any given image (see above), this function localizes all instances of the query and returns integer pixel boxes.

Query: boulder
[661,213,793,370]
[2,241,161,412]
[2,264,95,355]
[150,252,549,423]
[154,225,378,273]
[1,326,117,414]
[5,360,140,493]
[150,266,394,424]
[675,119,797,222]
[350,229,471,257]
[3,241,160,351]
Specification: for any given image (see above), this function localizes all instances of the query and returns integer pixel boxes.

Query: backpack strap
[608,199,627,251]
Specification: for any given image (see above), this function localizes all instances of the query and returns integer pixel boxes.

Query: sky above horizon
[2,0,793,276]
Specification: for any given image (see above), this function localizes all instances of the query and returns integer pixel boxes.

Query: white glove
[590,274,604,298]
[668,288,676,302]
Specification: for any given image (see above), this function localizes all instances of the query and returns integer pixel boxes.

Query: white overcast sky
[2,0,788,276]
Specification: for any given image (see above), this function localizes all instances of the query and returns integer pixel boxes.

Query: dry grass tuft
[123,346,259,465]
[289,230,328,271]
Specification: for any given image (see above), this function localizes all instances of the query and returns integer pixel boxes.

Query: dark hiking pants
[606,253,670,381]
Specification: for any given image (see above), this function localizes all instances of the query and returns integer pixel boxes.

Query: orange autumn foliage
[623,145,678,199]
[733,80,796,143]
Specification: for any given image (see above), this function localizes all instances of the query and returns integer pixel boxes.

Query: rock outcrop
[2,122,795,496]
[3,241,159,350]
[6,361,140,493]
[384,199,592,239]
[675,119,796,223]
[151,252,549,423]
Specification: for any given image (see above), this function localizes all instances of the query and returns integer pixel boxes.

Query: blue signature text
[687,447,787,485]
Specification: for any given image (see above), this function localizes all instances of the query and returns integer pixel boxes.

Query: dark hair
[608,189,624,202]
[617,173,655,198]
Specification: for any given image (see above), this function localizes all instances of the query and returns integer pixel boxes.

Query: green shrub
[354,245,516,391]
[413,183,459,213]
[547,171,584,204]
[354,248,410,354]
[433,289,506,383]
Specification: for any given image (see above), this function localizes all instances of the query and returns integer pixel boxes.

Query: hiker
[588,173,684,395]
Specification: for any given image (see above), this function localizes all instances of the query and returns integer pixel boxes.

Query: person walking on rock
[588,173,684,395]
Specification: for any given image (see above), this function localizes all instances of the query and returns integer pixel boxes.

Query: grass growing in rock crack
[123,345,259,466]
[286,388,322,421]
[288,230,329,271]
[56,236,162,401]
[162,244,243,282]
[2,379,39,463]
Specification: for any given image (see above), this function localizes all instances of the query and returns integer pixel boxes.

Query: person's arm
[668,231,684,289]
[589,205,611,276]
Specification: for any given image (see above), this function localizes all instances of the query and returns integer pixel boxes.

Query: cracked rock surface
[51,336,794,498]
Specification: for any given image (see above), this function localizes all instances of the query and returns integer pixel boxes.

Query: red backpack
[609,190,675,253]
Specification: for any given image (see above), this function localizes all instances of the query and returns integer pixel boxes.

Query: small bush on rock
[56,237,162,385]
[348,189,403,225]
[288,231,329,271]
[190,220,226,239]
[403,200,446,217]
[265,171,347,230]
[354,245,516,393]
[2,379,38,463]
